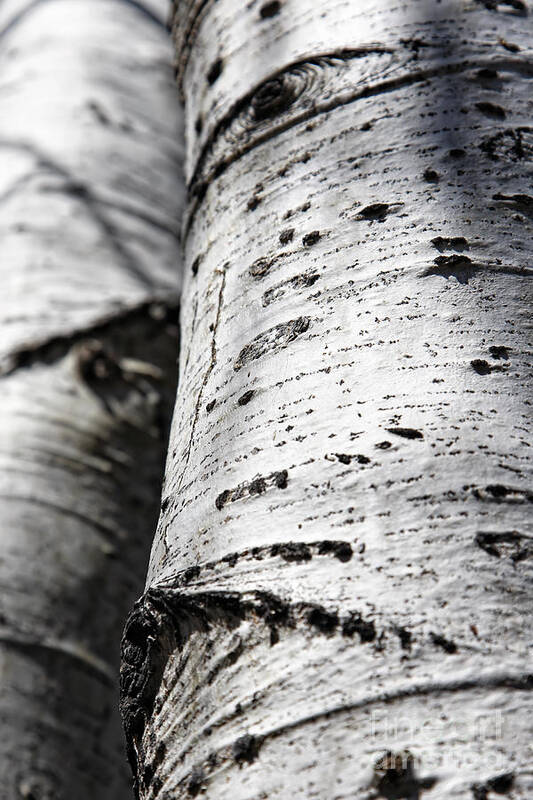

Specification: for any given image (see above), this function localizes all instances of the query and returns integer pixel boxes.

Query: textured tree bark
[121,1,532,798]
[0,1,184,797]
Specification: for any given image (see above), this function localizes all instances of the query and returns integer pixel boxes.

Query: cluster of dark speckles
[334,452,371,465]
[430,632,457,654]
[178,539,357,589]
[471,773,514,800]
[215,469,289,510]
[234,317,311,371]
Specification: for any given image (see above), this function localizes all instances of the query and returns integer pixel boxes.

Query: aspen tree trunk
[121,0,533,797]
[0,1,184,797]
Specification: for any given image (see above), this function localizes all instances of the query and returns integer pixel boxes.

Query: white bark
[123,1,532,798]
[0,1,184,797]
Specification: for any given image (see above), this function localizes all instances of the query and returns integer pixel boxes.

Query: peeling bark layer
[0,1,184,797]
[126,1,532,797]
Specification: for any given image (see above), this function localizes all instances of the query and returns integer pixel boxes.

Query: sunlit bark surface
[0,1,184,797]
[122,1,532,798]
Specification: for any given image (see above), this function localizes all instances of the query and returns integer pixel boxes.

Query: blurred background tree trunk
[0,0,184,796]
[122,0,532,798]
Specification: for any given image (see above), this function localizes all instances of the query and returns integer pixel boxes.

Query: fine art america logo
[370,709,513,772]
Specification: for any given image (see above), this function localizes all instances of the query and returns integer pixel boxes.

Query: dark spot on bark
[475,531,533,563]
[336,453,352,464]
[492,192,533,216]
[431,236,469,252]
[251,76,295,121]
[359,203,390,220]
[247,195,262,212]
[274,469,288,489]
[423,168,440,182]
[270,542,312,562]
[182,566,201,584]
[433,254,473,271]
[476,67,499,81]
[254,591,291,627]
[195,115,203,135]
[423,257,477,284]
[489,345,509,359]
[499,37,520,52]
[238,389,255,406]
[191,180,208,204]
[232,734,262,765]
[270,627,280,645]
[374,751,436,800]
[488,773,514,793]
[342,612,376,642]
[62,180,90,199]
[222,552,239,567]
[479,128,528,162]
[302,230,321,246]
[449,148,466,158]
[300,201,311,212]
[161,496,170,512]
[306,605,339,633]
[471,359,492,375]
[476,532,504,558]
[471,773,514,800]
[187,766,205,796]
[385,427,424,440]
[263,272,320,306]
[476,101,506,120]
[317,540,353,562]
[356,454,371,464]
[191,256,201,276]
[215,489,231,510]
[207,58,223,85]
[260,0,281,17]
[401,37,430,56]
[249,255,278,280]
[430,632,457,653]
[487,484,509,499]
[88,100,110,126]
[249,477,267,496]
[234,317,310,370]
[361,120,373,130]
[206,399,216,413]
[212,161,227,180]
[279,228,294,245]
[475,0,527,13]
[394,626,412,650]
[376,440,392,449]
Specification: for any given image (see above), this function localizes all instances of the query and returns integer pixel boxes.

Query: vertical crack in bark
[171,264,227,503]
